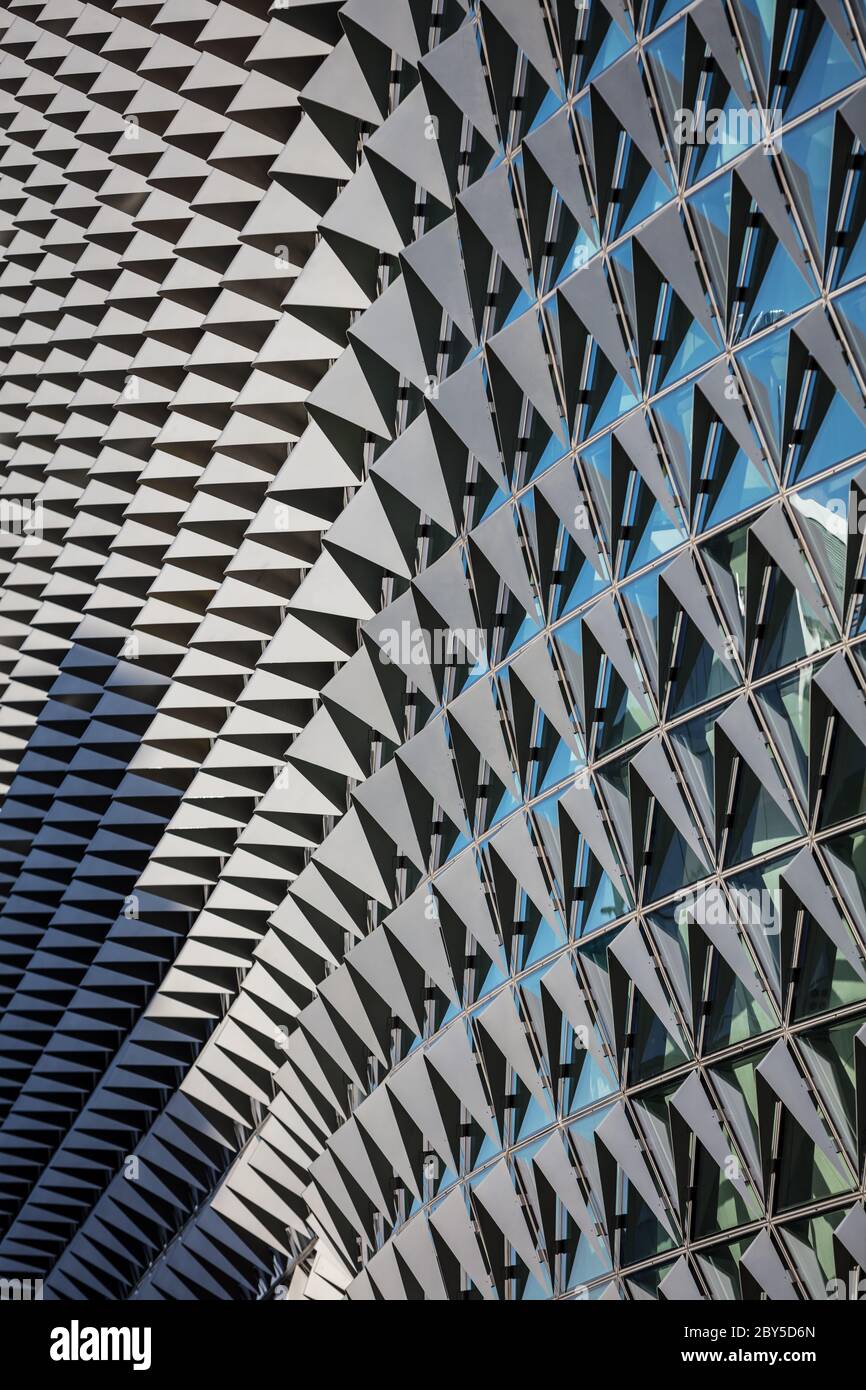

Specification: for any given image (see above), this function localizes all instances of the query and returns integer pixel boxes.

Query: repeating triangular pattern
[0,0,865,1303]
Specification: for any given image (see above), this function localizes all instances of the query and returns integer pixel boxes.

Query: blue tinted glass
[528,89,564,135]
[621,165,676,234]
[738,329,789,463]
[660,308,719,386]
[835,172,866,289]
[529,431,569,483]
[556,541,610,619]
[584,15,632,85]
[585,360,640,437]
[782,109,836,262]
[739,242,815,341]
[786,17,861,121]
[789,383,866,484]
[700,449,776,532]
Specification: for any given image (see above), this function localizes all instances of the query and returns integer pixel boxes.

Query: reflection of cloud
[790,494,847,542]
[795,590,826,657]
[650,527,683,552]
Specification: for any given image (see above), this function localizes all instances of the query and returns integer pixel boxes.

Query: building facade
[0,0,866,1302]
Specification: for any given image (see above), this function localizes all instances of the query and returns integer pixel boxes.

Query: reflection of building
[751,309,788,333]
[0,0,866,1304]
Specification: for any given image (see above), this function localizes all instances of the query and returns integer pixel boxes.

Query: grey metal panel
[757,1040,845,1175]
[429,1186,496,1299]
[658,1256,705,1302]
[740,1230,798,1302]
[595,1102,677,1242]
